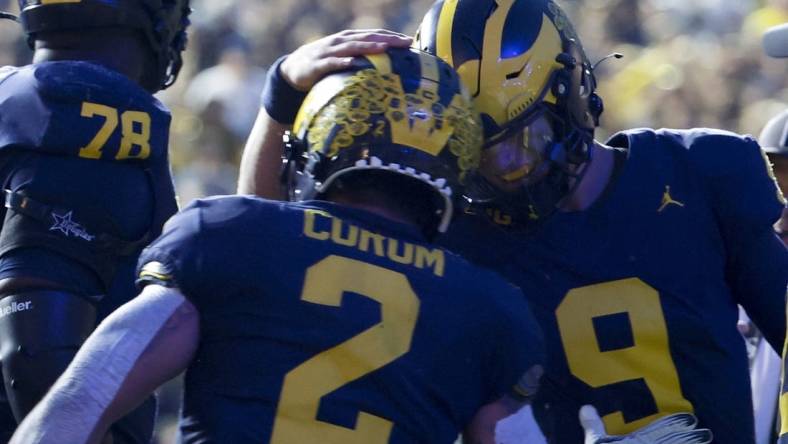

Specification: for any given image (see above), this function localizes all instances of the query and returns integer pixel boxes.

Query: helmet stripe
[365,53,393,75]
[417,51,440,96]
[470,10,561,126]
[435,0,458,67]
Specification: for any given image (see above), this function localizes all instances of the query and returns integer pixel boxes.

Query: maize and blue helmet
[283,47,484,234]
[416,0,606,223]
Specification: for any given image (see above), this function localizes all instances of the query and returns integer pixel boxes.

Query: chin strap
[0,12,19,22]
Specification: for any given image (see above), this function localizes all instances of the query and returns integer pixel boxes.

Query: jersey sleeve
[136,202,205,297]
[0,65,49,149]
[136,196,270,309]
[482,276,546,403]
[687,130,788,351]
[0,62,171,162]
[686,129,785,226]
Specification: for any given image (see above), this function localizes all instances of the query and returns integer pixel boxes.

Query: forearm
[237,107,289,199]
[10,285,196,444]
[464,395,526,444]
[9,381,109,444]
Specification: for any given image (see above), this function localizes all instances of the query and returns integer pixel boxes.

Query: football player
[238,1,788,443]
[0,0,189,441]
[772,124,788,442]
[414,0,788,442]
[11,48,547,444]
[752,110,787,443]
[759,110,788,245]
[761,24,788,442]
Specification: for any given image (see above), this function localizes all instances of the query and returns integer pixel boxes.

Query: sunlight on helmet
[417,0,603,223]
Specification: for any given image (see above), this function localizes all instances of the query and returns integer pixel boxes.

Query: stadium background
[0,0,786,441]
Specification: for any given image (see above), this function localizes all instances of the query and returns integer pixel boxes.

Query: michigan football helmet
[16,0,190,91]
[282,47,484,234]
[416,0,605,222]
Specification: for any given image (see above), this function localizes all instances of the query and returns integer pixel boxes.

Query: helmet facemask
[416,0,604,226]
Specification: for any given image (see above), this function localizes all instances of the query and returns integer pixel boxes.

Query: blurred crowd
[1,0,787,441]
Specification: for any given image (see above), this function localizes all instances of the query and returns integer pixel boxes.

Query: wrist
[278,57,307,92]
[260,55,308,125]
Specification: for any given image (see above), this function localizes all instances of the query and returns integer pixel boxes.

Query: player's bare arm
[464,395,526,444]
[237,29,411,197]
[9,285,198,444]
[238,107,290,199]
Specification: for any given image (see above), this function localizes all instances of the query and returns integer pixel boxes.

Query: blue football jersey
[0,61,178,311]
[441,128,788,443]
[0,61,170,162]
[0,61,179,442]
[137,196,545,443]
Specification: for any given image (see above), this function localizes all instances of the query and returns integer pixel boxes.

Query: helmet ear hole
[552,52,576,101]
[551,71,571,100]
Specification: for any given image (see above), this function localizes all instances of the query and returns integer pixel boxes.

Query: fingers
[636,413,698,438]
[578,407,711,444]
[579,405,607,444]
[327,40,393,58]
[352,32,411,46]
[339,28,411,39]
[281,28,413,91]
[331,29,412,47]
[655,429,713,444]
[313,56,355,75]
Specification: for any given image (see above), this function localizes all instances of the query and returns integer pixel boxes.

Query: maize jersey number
[270,255,420,442]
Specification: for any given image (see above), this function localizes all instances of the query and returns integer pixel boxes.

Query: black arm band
[260,55,308,125]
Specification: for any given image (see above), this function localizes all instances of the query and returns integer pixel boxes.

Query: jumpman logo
[658,186,685,212]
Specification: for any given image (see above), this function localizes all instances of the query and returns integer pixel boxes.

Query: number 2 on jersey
[270,255,420,443]
[556,278,693,434]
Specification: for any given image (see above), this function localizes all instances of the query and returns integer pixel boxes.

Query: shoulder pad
[659,128,760,177]
[136,204,203,292]
[184,196,271,229]
[137,197,275,296]
[0,62,170,163]
[606,127,658,147]
[0,65,46,149]
[611,128,785,228]
[606,127,748,155]
[151,196,271,252]
[33,61,167,114]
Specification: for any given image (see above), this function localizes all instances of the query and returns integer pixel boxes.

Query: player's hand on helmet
[580,405,712,444]
[280,29,411,91]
